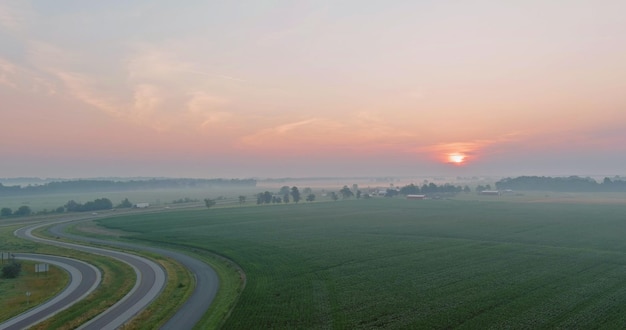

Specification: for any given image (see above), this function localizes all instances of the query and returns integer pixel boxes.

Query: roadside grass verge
[118,252,194,329]
[0,223,135,328]
[68,219,244,329]
[56,220,196,329]
[30,255,135,330]
[0,259,68,321]
[155,244,245,330]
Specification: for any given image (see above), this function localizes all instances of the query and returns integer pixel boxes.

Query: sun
[448,153,466,165]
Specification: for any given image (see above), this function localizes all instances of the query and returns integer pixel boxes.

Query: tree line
[495,176,626,192]
[221,182,475,209]
[0,178,257,196]
[1,197,135,218]
[255,186,311,205]
[202,186,317,208]
[396,183,470,196]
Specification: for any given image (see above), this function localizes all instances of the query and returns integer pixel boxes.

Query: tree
[82,198,113,212]
[279,186,291,196]
[55,206,65,213]
[65,200,81,212]
[330,192,339,201]
[117,198,132,208]
[356,190,362,199]
[263,191,272,204]
[306,193,316,202]
[302,187,313,195]
[283,193,290,203]
[14,205,32,216]
[239,195,246,205]
[291,186,301,203]
[384,189,398,197]
[463,185,471,193]
[1,207,12,217]
[204,198,216,209]
[2,262,21,278]
[339,185,354,199]
[399,184,420,195]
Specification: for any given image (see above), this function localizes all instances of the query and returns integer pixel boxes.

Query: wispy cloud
[0,56,58,94]
[237,112,423,156]
[275,118,319,134]
[185,70,247,83]
[131,84,161,119]
[0,58,18,88]
[187,91,232,128]
[0,1,31,33]
[54,70,125,118]
[11,43,238,133]
[238,118,329,150]
[126,49,193,82]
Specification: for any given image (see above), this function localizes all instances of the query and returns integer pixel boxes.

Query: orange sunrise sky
[1,1,625,179]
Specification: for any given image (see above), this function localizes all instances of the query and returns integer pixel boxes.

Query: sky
[1,0,625,179]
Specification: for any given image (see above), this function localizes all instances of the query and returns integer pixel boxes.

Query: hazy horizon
[2,1,625,179]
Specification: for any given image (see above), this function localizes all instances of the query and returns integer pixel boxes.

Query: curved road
[49,219,220,329]
[0,253,101,330]
[14,222,167,329]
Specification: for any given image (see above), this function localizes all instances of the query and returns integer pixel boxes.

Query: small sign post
[35,263,49,276]
[0,252,9,264]
[26,291,31,305]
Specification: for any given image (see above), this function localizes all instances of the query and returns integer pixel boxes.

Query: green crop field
[96,198,626,329]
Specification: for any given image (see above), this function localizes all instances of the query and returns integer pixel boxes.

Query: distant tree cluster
[0,178,257,196]
[495,176,626,192]
[64,198,113,212]
[474,184,492,193]
[172,197,199,204]
[117,198,133,208]
[257,191,273,205]
[0,205,33,218]
[339,186,354,199]
[397,183,465,196]
[1,197,136,218]
[204,198,216,208]
[253,186,312,205]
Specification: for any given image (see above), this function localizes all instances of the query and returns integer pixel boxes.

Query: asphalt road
[0,253,101,330]
[49,219,220,329]
[14,222,167,330]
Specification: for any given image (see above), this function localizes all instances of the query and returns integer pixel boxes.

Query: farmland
[95,197,626,328]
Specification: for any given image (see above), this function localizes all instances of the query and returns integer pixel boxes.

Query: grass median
[60,220,196,329]
[0,223,135,328]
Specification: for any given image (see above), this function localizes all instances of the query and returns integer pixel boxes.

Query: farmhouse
[406,194,426,200]
[134,202,150,208]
